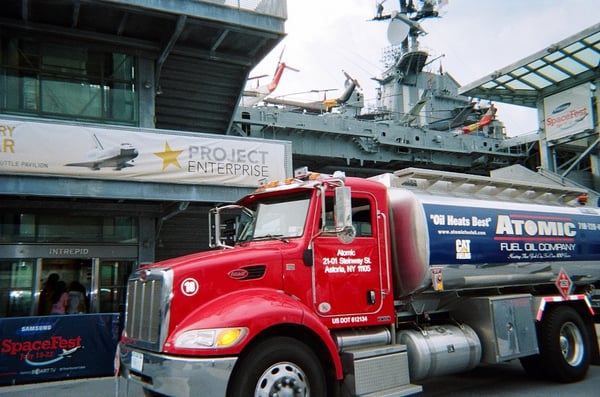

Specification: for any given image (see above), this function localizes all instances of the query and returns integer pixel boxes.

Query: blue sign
[423,203,600,265]
[0,313,120,386]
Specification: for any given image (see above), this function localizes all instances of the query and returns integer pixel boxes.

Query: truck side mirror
[209,205,246,249]
[335,186,355,244]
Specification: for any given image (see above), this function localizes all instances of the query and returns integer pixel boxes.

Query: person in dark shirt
[38,273,60,315]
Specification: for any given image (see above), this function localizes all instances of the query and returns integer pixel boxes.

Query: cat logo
[455,239,471,260]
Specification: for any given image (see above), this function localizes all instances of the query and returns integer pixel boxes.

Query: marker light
[216,328,244,347]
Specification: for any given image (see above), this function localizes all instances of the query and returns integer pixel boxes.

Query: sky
[248,0,599,137]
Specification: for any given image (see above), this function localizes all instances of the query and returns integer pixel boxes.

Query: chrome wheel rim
[254,361,309,397]
[559,321,584,366]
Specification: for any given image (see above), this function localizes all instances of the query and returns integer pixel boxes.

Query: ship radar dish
[387,17,410,45]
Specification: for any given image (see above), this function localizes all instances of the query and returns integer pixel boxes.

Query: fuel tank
[382,182,600,298]
[398,324,481,380]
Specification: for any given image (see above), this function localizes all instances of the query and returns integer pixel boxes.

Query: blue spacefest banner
[0,314,120,386]
[423,203,600,265]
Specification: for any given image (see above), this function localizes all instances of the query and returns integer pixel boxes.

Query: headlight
[174,327,248,349]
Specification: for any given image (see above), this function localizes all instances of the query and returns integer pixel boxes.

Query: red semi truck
[119,167,600,396]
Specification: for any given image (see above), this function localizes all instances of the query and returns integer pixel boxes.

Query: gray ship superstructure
[231,1,527,176]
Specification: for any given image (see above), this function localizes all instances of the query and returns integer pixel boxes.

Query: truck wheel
[519,354,544,379]
[229,336,326,397]
[142,388,167,397]
[538,306,590,382]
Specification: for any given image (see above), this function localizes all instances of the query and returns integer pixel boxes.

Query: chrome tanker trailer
[120,167,600,396]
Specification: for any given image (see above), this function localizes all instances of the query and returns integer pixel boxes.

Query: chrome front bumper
[120,343,237,397]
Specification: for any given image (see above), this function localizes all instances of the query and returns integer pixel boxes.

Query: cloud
[249,0,598,136]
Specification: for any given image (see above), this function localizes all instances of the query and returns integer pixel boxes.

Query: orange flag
[461,104,496,134]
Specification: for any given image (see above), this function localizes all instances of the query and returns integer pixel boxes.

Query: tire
[228,336,327,397]
[537,306,591,382]
[519,354,544,379]
[142,388,167,397]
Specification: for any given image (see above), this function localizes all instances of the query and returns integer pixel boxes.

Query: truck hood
[146,240,306,331]
[146,241,294,278]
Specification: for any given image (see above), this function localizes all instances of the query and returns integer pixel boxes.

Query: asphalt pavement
[2,361,600,396]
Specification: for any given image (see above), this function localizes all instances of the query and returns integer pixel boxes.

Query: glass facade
[1,213,137,244]
[98,260,134,313]
[0,37,137,125]
[0,260,35,317]
[0,214,138,318]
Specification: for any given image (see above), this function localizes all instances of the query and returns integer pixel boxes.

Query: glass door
[97,260,135,313]
[38,258,92,315]
[0,260,36,317]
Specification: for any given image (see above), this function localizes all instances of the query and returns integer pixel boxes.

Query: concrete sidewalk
[1,376,143,396]
[0,324,600,397]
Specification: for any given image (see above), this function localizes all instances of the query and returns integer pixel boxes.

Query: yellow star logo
[154,141,183,170]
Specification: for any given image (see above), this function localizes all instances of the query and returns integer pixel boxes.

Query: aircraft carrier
[231,0,599,207]
[231,0,530,177]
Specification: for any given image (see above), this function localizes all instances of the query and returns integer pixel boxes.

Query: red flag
[461,104,496,134]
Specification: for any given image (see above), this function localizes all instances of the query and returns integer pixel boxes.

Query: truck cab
[119,169,415,396]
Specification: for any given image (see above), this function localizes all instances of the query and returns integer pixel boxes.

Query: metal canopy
[0,0,287,133]
[459,23,600,108]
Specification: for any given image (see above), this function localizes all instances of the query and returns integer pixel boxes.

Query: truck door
[312,193,385,325]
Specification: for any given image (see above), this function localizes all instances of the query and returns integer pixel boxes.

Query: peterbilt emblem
[228,269,249,280]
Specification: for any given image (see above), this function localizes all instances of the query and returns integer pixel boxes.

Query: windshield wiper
[252,234,289,243]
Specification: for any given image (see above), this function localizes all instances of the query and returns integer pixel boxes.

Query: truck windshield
[237,192,311,243]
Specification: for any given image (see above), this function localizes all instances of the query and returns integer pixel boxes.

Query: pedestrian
[50,280,69,314]
[39,273,60,315]
[67,281,88,314]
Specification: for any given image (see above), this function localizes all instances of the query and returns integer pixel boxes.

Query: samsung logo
[551,102,571,114]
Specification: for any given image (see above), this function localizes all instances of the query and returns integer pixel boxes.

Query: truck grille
[124,268,172,350]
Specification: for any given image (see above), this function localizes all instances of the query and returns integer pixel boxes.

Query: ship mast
[369,1,483,132]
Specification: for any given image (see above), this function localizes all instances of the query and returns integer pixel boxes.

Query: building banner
[543,84,593,141]
[0,314,120,386]
[0,118,289,187]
